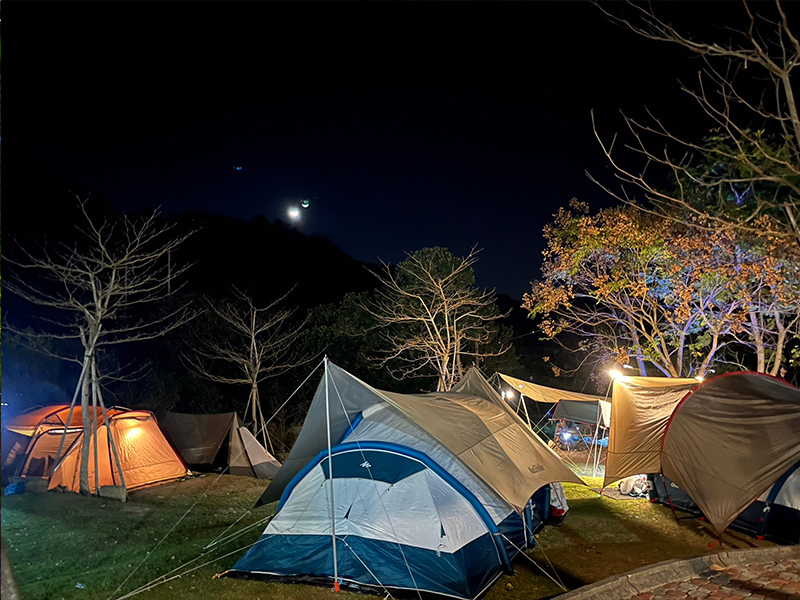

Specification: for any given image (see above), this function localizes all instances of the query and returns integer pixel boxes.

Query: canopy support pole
[324,356,339,589]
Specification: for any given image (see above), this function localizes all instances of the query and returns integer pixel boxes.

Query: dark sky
[3,2,737,300]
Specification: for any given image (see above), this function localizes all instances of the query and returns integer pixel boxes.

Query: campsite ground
[1,475,776,600]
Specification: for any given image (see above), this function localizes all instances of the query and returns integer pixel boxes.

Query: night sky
[3,2,741,300]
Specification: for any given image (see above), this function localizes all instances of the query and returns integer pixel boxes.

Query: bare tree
[363,247,509,392]
[591,0,800,248]
[4,198,196,496]
[183,289,308,454]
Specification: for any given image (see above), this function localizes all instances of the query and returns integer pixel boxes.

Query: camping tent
[604,376,698,487]
[2,405,128,482]
[606,373,800,539]
[161,412,281,479]
[225,360,583,599]
[46,408,190,494]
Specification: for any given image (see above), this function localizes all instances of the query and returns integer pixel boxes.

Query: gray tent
[161,412,281,479]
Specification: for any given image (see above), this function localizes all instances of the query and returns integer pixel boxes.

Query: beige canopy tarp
[498,374,602,404]
[258,362,584,512]
[603,376,698,488]
[661,373,800,535]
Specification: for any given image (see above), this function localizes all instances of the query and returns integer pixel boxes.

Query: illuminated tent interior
[47,409,190,494]
[2,405,128,482]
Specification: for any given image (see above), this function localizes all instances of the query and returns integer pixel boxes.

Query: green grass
[2,476,775,600]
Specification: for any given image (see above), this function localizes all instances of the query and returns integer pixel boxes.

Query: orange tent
[48,409,189,494]
[2,405,127,479]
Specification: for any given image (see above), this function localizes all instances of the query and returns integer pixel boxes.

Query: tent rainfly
[224,360,583,599]
[160,412,281,479]
[606,372,800,539]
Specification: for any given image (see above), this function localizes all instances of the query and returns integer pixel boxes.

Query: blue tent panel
[229,533,503,599]
[320,448,426,484]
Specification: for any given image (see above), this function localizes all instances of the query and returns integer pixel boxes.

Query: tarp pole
[324,356,338,589]
[584,404,602,477]
[521,394,532,429]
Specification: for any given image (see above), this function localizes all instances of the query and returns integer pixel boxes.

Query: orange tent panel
[48,411,189,494]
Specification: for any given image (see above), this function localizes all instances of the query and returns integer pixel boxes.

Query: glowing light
[126,427,142,440]
[608,369,623,380]
[301,200,310,209]
[694,375,704,382]
[287,207,301,221]
[504,390,514,400]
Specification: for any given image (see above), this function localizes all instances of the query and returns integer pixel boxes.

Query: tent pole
[521,394,532,429]
[584,405,602,477]
[324,356,339,589]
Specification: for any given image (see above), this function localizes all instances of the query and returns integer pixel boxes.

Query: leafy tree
[363,247,509,391]
[592,1,800,248]
[525,201,799,378]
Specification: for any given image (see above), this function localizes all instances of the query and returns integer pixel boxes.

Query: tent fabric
[259,362,583,511]
[603,376,698,488]
[161,412,281,479]
[48,410,189,494]
[231,362,578,599]
[660,373,800,536]
[649,471,800,544]
[498,374,601,404]
[2,405,127,483]
[552,399,609,427]
[3,404,127,436]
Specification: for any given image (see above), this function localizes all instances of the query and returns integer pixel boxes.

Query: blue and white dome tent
[223,360,584,599]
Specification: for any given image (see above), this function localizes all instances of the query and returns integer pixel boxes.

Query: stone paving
[629,559,800,600]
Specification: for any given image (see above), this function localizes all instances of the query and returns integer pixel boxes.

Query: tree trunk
[749,311,766,373]
[79,360,92,495]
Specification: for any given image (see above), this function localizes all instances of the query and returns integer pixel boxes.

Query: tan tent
[259,361,583,512]
[603,376,697,488]
[161,412,281,479]
[48,409,189,494]
[661,373,800,535]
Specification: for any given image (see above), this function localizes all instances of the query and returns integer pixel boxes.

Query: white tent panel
[344,406,512,524]
[266,460,489,552]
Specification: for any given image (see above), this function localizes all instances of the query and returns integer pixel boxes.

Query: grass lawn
[1,474,776,600]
